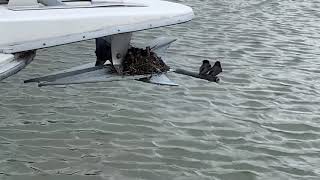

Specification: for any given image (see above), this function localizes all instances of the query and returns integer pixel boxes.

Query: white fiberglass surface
[0,53,14,65]
[0,0,193,47]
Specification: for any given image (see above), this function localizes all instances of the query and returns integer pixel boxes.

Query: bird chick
[199,60,211,75]
[208,61,222,77]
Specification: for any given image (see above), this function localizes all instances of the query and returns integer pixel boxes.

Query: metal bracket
[111,32,132,74]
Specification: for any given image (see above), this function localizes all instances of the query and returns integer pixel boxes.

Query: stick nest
[122,47,170,75]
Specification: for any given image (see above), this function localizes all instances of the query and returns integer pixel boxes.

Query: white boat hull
[0,51,36,81]
[0,0,194,53]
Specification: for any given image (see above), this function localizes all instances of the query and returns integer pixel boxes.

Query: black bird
[208,61,222,77]
[199,60,211,75]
